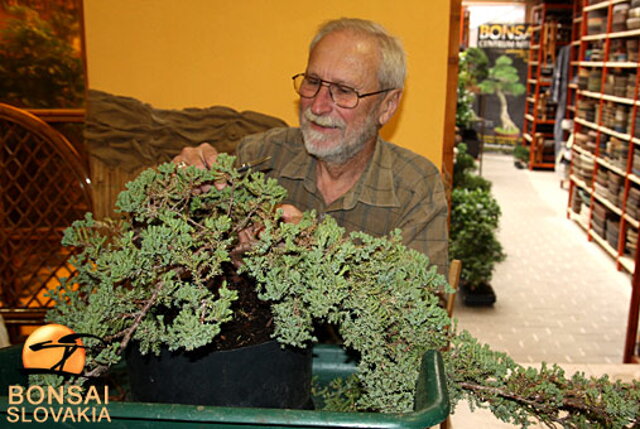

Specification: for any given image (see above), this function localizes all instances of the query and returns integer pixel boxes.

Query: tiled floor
[454,153,631,364]
[448,153,636,427]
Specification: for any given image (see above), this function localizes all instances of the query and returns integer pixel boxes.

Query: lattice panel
[0,105,92,315]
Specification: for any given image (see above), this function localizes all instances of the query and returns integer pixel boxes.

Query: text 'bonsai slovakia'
[43,155,640,427]
[478,55,525,135]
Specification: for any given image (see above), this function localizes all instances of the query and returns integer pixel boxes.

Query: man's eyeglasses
[292,73,394,109]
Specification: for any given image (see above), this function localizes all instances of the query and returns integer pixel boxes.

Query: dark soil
[208,265,274,351]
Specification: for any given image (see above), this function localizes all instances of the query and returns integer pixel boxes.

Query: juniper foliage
[44,156,640,427]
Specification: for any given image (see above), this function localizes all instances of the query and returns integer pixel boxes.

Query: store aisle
[454,153,632,365]
[448,153,636,427]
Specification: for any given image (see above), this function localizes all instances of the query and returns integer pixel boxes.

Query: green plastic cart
[0,344,449,428]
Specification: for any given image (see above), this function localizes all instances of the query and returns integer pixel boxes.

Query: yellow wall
[83,0,452,167]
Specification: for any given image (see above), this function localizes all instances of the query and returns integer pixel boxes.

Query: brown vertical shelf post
[523,2,573,170]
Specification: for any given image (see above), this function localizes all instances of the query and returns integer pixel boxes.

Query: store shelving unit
[564,0,640,364]
[523,2,573,169]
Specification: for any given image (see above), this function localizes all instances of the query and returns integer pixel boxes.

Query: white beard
[300,108,378,165]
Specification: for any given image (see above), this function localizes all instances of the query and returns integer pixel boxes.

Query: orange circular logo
[22,324,86,375]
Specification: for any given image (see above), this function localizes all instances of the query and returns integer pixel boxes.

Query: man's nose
[310,84,334,115]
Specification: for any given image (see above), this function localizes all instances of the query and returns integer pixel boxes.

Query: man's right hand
[173,142,219,169]
[173,142,226,190]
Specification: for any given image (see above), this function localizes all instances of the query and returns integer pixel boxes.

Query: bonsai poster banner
[475,23,531,146]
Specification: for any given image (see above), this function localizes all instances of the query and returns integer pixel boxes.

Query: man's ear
[377,89,403,126]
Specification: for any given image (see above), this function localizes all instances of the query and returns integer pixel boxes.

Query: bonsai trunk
[496,89,518,132]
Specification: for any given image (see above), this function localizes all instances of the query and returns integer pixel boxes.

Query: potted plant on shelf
[31,154,639,427]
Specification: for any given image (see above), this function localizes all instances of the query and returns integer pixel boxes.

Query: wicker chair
[0,103,92,341]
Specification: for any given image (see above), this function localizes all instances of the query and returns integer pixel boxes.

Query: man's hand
[277,204,303,225]
[173,142,219,169]
[172,142,226,190]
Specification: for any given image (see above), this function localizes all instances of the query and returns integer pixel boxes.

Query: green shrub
[453,143,491,191]
[450,188,505,289]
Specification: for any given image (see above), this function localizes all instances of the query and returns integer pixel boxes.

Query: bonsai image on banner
[478,54,526,138]
[474,23,530,147]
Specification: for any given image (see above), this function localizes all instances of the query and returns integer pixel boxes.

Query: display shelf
[578,61,640,67]
[595,156,626,177]
[575,117,599,130]
[523,2,573,170]
[620,254,635,273]
[593,191,623,216]
[575,118,632,141]
[579,89,638,105]
[568,207,591,230]
[570,173,593,191]
[629,173,640,185]
[608,28,640,39]
[599,125,631,141]
[583,1,611,12]
[624,214,640,229]
[566,0,640,364]
[590,229,620,258]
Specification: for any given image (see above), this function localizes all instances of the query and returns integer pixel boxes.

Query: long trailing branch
[457,381,579,425]
[445,332,640,428]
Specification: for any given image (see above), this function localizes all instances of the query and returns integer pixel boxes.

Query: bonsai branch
[118,280,165,354]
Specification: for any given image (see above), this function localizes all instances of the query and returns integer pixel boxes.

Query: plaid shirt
[236,127,449,275]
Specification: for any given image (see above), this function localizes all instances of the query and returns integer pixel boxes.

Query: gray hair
[309,18,406,90]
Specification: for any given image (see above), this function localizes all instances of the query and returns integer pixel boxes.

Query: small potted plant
[450,143,505,305]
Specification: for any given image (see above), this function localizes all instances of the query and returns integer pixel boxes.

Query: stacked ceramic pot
[605,136,629,170]
[594,168,609,202]
[591,201,607,239]
[628,0,640,30]
[613,2,631,32]
[626,187,640,220]
[633,150,640,176]
[627,227,638,257]
[607,170,625,206]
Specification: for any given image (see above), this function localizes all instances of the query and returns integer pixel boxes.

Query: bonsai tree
[43,155,451,413]
[478,55,525,135]
[450,143,505,295]
[40,155,639,426]
[450,187,505,291]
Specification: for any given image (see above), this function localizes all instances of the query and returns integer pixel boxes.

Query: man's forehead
[306,31,380,87]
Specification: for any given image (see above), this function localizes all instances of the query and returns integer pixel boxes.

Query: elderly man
[175,18,448,274]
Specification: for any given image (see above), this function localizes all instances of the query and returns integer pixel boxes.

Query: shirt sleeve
[235,133,266,166]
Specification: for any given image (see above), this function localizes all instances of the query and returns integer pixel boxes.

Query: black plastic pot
[125,340,312,409]
[460,281,497,306]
